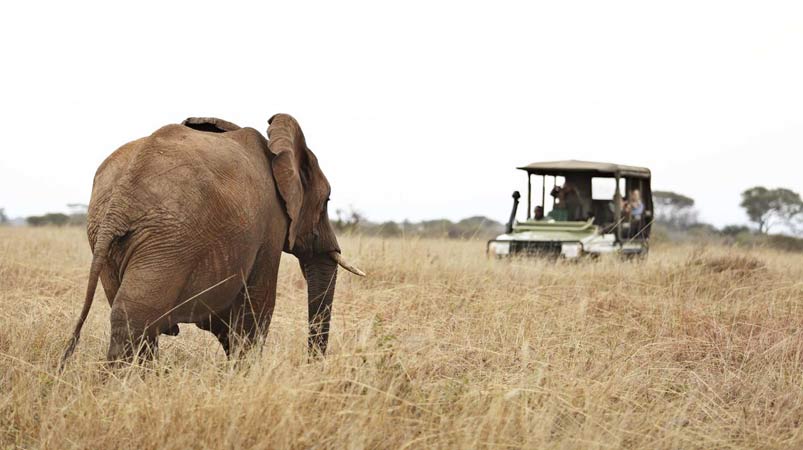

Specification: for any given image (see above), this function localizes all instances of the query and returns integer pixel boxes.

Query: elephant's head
[267,113,364,355]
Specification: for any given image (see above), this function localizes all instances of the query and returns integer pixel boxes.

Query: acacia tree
[740,186,802,234]
[653,191,697,228]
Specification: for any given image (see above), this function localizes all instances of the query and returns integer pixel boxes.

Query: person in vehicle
[561,182,584,221]
[624,189,644,221]
[533,205,544,220]
[610,192,624,213]
[548,204,568,221]
[547,186,568,221]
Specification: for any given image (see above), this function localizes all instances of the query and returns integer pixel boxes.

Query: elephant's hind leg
[105,264,189,365]
[107,302,160,365]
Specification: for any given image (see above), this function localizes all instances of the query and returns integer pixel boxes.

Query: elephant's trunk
[302,254,338,356]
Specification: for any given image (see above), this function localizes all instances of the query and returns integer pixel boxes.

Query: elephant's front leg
[196,298,272,359]
[219,246,281,358]
[197,316,232,357]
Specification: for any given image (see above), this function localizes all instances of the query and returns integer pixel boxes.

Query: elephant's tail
[59,227,115,371]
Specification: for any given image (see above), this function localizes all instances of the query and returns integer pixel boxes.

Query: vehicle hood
[494,219,598,242]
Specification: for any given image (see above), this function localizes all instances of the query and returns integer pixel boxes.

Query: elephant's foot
[106,335,159,368]
[215,331,231,357]
[227,333,260,359]
[107,315,159,366]
[196,317,233,357]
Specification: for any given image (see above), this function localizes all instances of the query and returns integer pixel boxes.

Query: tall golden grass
[1,227,803,449]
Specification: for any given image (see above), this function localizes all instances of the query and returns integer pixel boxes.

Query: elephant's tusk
[329,252,366,277]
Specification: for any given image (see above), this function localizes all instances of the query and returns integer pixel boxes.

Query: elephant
[60,114,364,367]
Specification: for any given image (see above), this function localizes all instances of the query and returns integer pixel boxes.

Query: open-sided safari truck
[488,160,653,259]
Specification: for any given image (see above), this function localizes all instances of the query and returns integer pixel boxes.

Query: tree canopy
[653,191,697,229]
[740,186,802,234]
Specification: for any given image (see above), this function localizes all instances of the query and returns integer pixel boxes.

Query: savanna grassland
[2,227,803,449]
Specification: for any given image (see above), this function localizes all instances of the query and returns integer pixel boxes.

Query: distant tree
[653,191,698,228]
[377,221,402,237]
[419,219,458,238]
[456,216,500,228]
[455,216,504,239]
[27,216,45,226]
[686,222,720,235]
[721,224,751,237]
[740,186,803,234]
[47,213,70,226]
[27,213,70,227]
[0,208,7,225]
[347,216,504,240]
[68,213,88,226]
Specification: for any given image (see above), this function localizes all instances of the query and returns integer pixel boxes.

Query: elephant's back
[132,125,271,228]
[90,124,275,246]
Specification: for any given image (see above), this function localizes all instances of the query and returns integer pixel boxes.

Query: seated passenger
[547,205,568,221]
[533,205,544,220]
[609,192,624,213]
[624,189,644,221]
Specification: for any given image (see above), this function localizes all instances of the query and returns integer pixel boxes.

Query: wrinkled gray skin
[61,114,362,366]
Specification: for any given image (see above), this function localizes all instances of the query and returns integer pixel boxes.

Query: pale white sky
[1,1,802,228]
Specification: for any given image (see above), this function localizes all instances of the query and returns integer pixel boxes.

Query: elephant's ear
[267,114,305,249]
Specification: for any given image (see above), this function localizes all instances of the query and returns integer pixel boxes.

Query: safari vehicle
[488,160,653,259]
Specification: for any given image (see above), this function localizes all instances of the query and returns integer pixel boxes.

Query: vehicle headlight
[561,243,581,258]
[490,241,510,256]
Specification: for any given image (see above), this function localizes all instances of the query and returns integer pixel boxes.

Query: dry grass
[2,227,803,449]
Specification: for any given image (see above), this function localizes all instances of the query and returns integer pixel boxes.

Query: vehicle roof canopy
[517,160,651,179]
